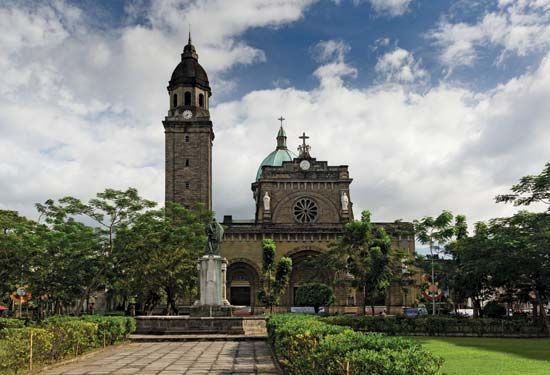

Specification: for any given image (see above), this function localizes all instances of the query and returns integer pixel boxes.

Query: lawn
[409,336,550,375]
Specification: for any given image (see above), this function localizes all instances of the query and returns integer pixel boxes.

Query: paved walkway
[40,341,279,375]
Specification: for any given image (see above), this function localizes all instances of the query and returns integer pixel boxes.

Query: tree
[258,239,292,312]
[490,212,550,333]
[446,222,493,318]
[115,202,209,315]
[331,211,396,315]
[495,162,550,333]
[414,211,455,315]
[495,162,550,210]
[0,209,103,316]
[295,282,335,313]
[35,188,156,314]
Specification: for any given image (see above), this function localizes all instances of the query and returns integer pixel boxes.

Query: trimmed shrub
[482,301,507,319]
[323,315,545,336]
[0,316,136,374]
[43,319,98,359]
[267,314,443,375]
[0,328,53,374]
[80,315,136,345]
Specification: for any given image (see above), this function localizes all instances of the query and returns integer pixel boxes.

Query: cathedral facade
[164,38,415,314]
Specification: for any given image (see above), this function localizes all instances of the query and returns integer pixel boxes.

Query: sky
[1,0,549,229]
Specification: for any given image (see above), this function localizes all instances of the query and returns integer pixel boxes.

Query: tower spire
[188,24,192,45]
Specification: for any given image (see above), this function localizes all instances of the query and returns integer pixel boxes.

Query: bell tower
[164,34,213,210]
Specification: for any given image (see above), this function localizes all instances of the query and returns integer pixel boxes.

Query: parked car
[364,306,387,316]
[404,307,428,317]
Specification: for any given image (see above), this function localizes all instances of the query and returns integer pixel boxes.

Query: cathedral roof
[256,126,297,180]
[168,35,210,92]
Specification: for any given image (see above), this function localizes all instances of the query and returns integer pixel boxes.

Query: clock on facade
[299,160,311,170]
[183,110,193,119]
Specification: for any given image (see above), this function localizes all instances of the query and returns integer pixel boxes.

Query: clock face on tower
[300,160,311,170]
[183,110,193,120]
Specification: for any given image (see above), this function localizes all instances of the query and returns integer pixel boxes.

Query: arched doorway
[284,249,330,306]
[227,260,260,307]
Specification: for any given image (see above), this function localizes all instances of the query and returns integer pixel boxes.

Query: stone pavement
[40,341,279,375]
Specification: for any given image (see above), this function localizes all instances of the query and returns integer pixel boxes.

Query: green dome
[256,148,297,180]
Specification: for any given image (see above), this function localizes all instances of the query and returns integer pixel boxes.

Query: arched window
[199,93,204,108]
[172,93,178,107]
[185,135,190,143]
[184,91,192,106]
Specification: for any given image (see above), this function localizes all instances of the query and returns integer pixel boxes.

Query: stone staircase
[129,315,268,342]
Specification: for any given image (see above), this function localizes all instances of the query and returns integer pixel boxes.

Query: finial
[298,132,311,158]
[188,24,192,45]
[278,116,285,128]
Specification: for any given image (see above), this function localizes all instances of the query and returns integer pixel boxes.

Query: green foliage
[0,328,53,374]
[482,301,507,318]
[495,162,550,211]
[258,241,292,310]
[331,211,397,314]
[274,256,292,290]
[0,188,158,316]
[262,239,276,272]
[295,282,335,313]
[267,314,443,375]
[323,315,545,336]
[0,316,135,374]
[113,201,210,314]
[0,318,25,331]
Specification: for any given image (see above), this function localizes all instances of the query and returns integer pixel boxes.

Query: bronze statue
[205,218,224,255]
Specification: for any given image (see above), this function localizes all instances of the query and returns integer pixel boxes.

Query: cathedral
[163,37,415,314]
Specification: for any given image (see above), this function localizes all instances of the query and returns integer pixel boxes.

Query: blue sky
[0,0,549,233]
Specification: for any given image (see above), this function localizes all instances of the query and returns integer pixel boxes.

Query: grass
[408,336,550,375]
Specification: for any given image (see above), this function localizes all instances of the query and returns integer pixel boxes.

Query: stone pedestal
[192,255,231,317]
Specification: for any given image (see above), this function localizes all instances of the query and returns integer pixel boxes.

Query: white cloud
[354,0,412,17]
[313,39,350,62]
[0,0,316,218]
[211,50,550,223]
[311,40,357,87]
[375,47,428,84]
[1,0,549,231]
[430,0,550,72]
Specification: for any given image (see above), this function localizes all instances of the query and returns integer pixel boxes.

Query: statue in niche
[205,218,224,255]
[263,191,271,211]
[341,191,350,212]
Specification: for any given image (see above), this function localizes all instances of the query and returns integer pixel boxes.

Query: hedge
[267,314,443,375]
[0,318,26,331]
[0,316,135,374]
[322,315,546,336]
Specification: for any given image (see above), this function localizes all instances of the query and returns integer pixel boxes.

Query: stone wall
[220,222,416,312]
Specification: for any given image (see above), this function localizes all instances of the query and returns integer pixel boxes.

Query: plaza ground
[409,337,550,375]
[40,341,279,375]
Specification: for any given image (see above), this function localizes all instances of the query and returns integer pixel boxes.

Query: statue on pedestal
[263,191,271,211]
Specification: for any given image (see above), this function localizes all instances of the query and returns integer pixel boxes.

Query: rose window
[293,198,319,223]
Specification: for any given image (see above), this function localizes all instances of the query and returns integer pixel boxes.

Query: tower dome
[256,126,297,180]
[168,34,211,93]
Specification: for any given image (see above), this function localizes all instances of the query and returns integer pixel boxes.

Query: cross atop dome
[276,116,288,150]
